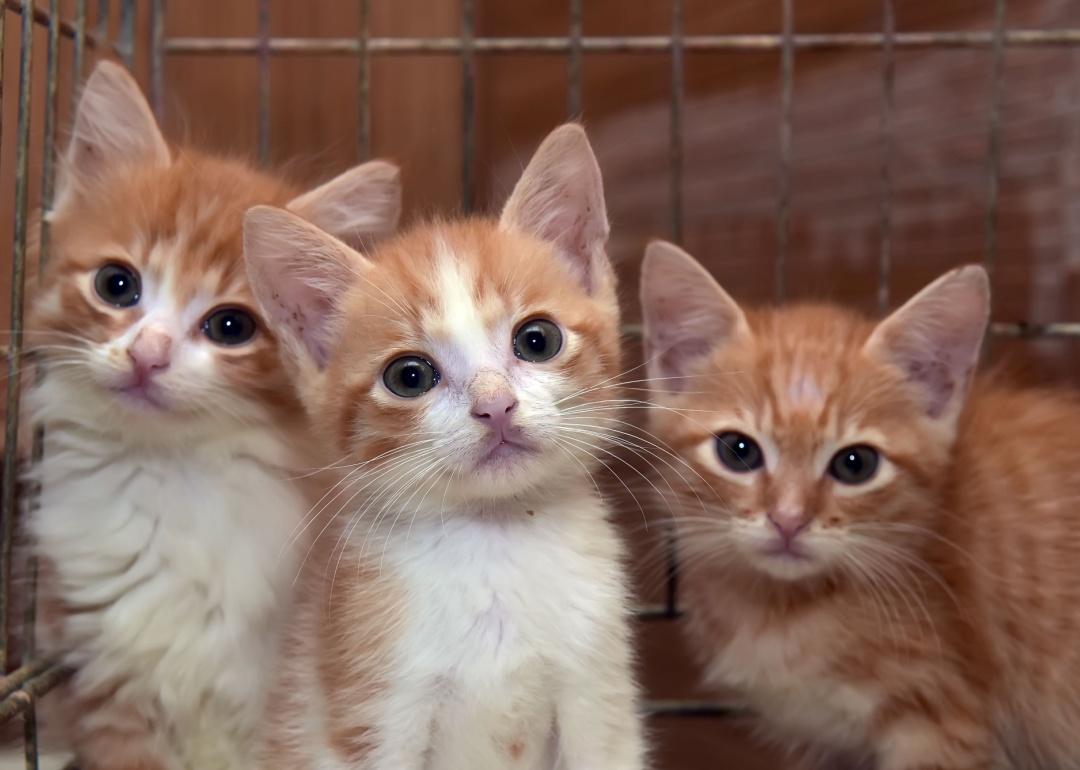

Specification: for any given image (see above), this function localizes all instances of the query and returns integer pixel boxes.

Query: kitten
[640,239,1080,769]
[27,61,401,770]
[242,124,645,770]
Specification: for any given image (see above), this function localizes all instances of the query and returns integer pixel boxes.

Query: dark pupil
[401,365,422,389]
[106,273,130,297]
[842,451,863,474]
[218,314,243,337]
[525,329,546,353]
[733,438,752,458]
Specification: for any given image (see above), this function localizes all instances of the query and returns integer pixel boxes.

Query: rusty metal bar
[776,0,794,301]
[95,0,108,46]
[357,0,371,160]
[1,0,36,675]
[461,0,476,212]
[877,0,895,313]
[39,0,63,268]
[150,0,166,119]
[668,0,684,243]
[984,0,1006,280]
[0,665,70,724]
[621,321,1080,339]
[567,0,582,117]
[644,699,749,718]
[257,0,271,163]
[118,0,135,68]
[163,29,1080,56]
[0,660,51,703]
[1,0,105,48]
[72,0,88,106]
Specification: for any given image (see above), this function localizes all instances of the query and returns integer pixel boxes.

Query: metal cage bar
[163,28,1080,55]
[357,0,371,160]
[877,0,895,313]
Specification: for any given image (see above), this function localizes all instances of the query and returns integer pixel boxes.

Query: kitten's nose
[471,392,518,434]
[767,510,809,543]
[128,325,172,377]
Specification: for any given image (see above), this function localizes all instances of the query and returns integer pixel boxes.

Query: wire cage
[2,1,1080,768]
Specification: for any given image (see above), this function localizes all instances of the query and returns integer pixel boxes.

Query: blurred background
[3,1,1080,768]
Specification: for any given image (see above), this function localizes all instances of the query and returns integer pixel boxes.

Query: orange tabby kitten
[28,61,400,770]
[641,240,1080,769]
[243,124,644,770]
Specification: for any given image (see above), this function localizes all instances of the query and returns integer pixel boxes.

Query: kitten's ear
[499,123,611,294]
[863,265,990,420]
[244,205,369,370]
[286,160,402,250]
[640,241,749,392]
[63,61,169,192]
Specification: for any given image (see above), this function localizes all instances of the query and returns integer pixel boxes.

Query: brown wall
[4,2,1080,768]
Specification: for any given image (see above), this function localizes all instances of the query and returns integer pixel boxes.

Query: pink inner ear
[265,277,336,368]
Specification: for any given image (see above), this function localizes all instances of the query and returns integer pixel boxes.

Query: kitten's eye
[383,356,440,398]
[513,319,562,363]
[829,445,879,485]
[203,307,257,346]
[715,432,764,473]
[94,263,141,308]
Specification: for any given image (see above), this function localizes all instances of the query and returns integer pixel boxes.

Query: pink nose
[471,392,517,433]
[767,510,809,543]
[127,325,172,378]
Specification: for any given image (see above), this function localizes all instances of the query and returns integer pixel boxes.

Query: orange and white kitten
[243,124,644,770]
[27,62,401,770]
[640,240,1080,769]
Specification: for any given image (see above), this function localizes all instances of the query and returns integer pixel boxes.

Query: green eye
[829,445,879,485]
[715,432,764,473]
[94,263,141,308]
[513,319,562,363]
[383,356,440,398]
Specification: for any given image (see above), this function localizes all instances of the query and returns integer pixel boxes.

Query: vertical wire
[776,0,794,302]
[663,0,686,619]
[877,0,895,313]
[568,0,582,118]
[2,0,37,674]
[460,0,476,212]
[257,0,270,163]
[150,0,165,120]
[357,0,371,160]
[72,0,87,109]
[984,0,1006,281]
[95,0,108,44]
[669,0,684,244]
[118,0,134,68]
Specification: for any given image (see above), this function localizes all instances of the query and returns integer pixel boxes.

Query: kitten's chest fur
[696,589,881,752]
[32,423,304,736]
[385,499,622,767]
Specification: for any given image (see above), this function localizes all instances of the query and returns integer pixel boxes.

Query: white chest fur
[376,499,625,770]
[31,419,305,760]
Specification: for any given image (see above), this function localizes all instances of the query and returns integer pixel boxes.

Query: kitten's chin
[748,551,830,582]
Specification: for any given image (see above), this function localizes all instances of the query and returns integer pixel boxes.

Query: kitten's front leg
[554,636,646,770]
[360,683,437,770]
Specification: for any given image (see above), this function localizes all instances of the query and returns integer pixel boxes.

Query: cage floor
[0,752,68,769]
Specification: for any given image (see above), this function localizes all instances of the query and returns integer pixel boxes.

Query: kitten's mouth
[112,381,168,410]
[475,436,536,469]
[760,540,811,561]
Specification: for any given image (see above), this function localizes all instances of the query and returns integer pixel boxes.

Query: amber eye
[203,308,258,346]
[94,263,141,308]
[513,319,562,363]
[715,432,764,473]
[829,445,879,485]
[383,356,440,398]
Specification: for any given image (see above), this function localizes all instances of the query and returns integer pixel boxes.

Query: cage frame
[0,0,1075,765]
